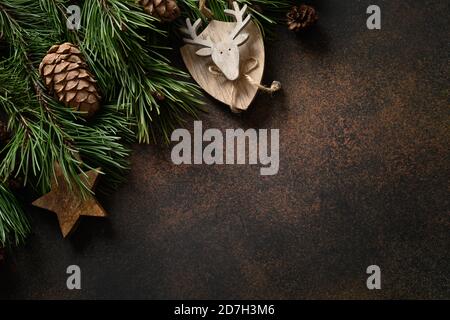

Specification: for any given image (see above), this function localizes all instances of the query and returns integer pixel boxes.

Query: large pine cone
[139,0,180,22]
[287,5,318,32]
[39,43,101,118]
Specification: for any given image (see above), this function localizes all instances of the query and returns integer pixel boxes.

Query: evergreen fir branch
[38,0,68,36]
[0,1,130,195]
[0,184,30,246]
[0,62,131,195]
[179,0,290,35]
[80,0,203,143]
[75,105,133,193]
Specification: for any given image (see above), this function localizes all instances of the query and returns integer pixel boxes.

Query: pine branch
[0,1,130,195]
[0,184,30,246]
[0,60,131,194]
[80,0,203,143]
[179,0,290,35]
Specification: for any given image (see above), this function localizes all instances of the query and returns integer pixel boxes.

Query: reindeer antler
[224,1,252,40]
[181,18,213,48]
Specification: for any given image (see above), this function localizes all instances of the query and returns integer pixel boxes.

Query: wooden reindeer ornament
[180,2,281,113]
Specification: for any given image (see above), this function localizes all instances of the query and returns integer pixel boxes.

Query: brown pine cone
[287,5,318,32]
[39,43,101,118]
[139,0,181,22]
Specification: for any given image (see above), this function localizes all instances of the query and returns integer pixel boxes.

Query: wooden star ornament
[32,164,107,237]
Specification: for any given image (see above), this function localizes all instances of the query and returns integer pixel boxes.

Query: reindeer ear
[196,47,213,56]
[234,33,249,46]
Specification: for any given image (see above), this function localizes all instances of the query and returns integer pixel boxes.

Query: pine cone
[39,43,101,118]
[139,0,180,22]
[287,5,318,32]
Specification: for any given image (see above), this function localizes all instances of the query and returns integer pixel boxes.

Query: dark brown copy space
[0,0,448,299]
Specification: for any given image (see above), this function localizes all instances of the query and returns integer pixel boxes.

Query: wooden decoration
[32,164,107,238]
[181,2,266,112]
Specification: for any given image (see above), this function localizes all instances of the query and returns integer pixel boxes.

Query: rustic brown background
[1,0,449,299]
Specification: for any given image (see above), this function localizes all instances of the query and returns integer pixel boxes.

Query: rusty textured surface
[0,0,449,299]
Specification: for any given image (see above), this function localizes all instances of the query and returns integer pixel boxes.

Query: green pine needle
[0,184,30,246]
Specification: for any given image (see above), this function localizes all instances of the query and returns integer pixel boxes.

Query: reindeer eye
[228,48,231,51]
[220,51,223,54]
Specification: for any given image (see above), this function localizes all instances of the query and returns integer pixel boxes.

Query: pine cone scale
[54,73,66,83]
[42,64,55,76]
[41,53,59,66]
[66,71,78,81]
[67,63,80,72]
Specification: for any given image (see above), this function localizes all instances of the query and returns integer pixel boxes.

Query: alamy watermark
[66,265,81,290]
[366,265,381,290]
[171,121,279,176]
[367,5,381,30]
[66,5,81,31]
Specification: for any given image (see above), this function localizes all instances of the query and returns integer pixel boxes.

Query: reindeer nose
[222,63,240,81]
[226,69,240,81]
[224,49,240,80]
